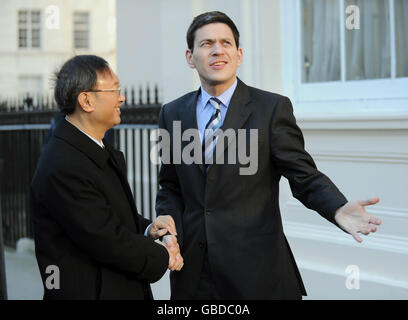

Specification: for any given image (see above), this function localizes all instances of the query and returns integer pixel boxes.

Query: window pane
[74,31,88,49]
[31,11,40,24]
[18,11,28,24]
[18,11,28,48]
[345,0,390,80]
[31,29,40,48]
[301,0,341,83]
[395,0,408,78]
[74,13,88,24]
[73,12,89,49]
[19,29,27,48]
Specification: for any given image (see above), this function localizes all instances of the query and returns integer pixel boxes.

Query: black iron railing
[0,85,162,248]
[0,204,7,300]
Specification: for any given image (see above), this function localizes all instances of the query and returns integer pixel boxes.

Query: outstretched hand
[334,197,382,243]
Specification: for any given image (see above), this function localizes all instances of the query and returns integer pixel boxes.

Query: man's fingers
[172,255,184,271]
[358,197,380,207]
[352,232,363,243]
[152,216,177,236]
[155,228,168,238]
[369,216,382,225]
[168,254,177,269]
[162,215,177,235]
[169,257,181,271]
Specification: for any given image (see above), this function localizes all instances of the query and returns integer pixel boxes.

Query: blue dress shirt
[196,78,238,143]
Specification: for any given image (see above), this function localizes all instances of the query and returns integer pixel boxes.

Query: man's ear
[77,92,95,113]
[185,49,196,69]
[236,47,243,68]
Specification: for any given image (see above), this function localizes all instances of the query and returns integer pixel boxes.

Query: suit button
[206,210,212,215]
[199,242,205,249]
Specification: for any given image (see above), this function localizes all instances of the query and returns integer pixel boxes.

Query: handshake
[148,215,184,271]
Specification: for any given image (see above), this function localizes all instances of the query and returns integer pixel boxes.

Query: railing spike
[146,83,150,105]
[131,86,135,106]
[139,85,143,105]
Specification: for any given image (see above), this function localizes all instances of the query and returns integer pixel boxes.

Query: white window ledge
[293,98,408,130]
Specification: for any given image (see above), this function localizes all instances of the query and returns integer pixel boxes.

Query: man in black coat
[30,55,183,300]
[155,11,382,299]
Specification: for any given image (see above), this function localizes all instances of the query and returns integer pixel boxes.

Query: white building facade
[0,0,117,100]
[117,0,408,299]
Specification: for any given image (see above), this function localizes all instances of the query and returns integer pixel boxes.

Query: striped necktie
[203,97,222,168]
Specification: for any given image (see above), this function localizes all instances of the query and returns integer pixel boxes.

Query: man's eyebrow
[200,38,215,43]
[199,37,233,43]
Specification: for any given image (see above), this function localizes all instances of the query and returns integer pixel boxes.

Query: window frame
[73,11,90,50]
[281,0,408,118]
[18,9,42,49]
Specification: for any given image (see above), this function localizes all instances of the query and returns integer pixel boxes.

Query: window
[73,12,90,49]
[18,10,41,49]
[301,0,408,83]
[281,0,408,115]
[395,0,408,78]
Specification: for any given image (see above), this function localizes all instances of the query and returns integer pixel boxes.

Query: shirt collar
[65,116,105,149]
[198,78,238,111]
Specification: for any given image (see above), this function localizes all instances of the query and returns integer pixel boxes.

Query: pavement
[3,241,171,300]
[5,239,405,300]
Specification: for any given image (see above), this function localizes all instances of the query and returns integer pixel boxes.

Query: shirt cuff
[144,223,152,237]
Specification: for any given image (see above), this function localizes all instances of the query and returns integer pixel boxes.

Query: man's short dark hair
[186,11,240,52]
[53,55,111,115]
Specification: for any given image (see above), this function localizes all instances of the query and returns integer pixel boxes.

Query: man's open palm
[335,197,382,243]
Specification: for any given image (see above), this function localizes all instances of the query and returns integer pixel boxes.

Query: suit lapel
[178,89,206,174]
[180,89,200,134]
[207,78,252,175]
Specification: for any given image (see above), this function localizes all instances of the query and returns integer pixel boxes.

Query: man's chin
[205,74,236,86]
[113,116,121,126]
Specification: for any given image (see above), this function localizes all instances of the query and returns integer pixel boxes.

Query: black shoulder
[162,91,197,112]
[247,85,288,106]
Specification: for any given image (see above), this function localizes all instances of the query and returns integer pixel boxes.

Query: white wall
[117,0,193,104]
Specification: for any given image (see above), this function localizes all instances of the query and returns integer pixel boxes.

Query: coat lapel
[103,141,142,232]
[54,119,109,168]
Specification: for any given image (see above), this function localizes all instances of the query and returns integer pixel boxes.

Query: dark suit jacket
[156,79,348,300]
[30,119,169,300]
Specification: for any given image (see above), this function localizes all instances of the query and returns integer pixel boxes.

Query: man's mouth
[210,61,228,66]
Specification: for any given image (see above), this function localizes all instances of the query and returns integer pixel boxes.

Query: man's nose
[212,42,225,55]
[119,92,126,104]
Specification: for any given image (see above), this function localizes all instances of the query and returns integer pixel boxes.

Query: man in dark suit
[30,55,183,300]
[155,11,382,299]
